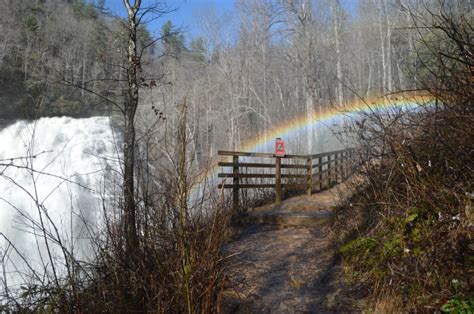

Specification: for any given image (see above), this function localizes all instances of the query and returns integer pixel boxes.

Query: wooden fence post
[342,151,347,180]
[339,152,344,181]
[318,156,323,191]
[349,149,354,175]
[306,157,312,196]
[327,155,332,187]
[233,155,239,211]
[335,152,340,183]
[275,156,282,204]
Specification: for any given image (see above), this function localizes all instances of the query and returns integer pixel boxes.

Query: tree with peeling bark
[121,0,172,256]
[122,0,141,257]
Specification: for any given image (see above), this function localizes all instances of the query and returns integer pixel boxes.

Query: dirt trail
[221,182,362,313]
[221,224,360,313]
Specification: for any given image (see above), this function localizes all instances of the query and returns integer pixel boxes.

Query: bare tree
[332,0,344,105]
[122,0,141,255]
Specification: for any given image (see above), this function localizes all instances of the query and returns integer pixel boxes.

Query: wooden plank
[282,183,308,188]
[282,174,307,178]
[218,184,276,189]
[218,162,275,168]
[218,173,275,178]
[281,164,308,169]
[218,162,306,169]
[218,150,275,158]
[312,160,330,168]
[218,173,307,179]
[277,154,310,160]
[218,150,309,159]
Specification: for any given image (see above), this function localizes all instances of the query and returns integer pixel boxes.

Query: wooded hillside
[1,0,461,150]
[0,0,128,117]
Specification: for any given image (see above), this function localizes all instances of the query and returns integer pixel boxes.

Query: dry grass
[0,106,232,313]
[335,102,473,311]
[335,4,473,311]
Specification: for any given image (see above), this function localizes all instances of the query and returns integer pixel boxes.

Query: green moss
[382,235,403,258]
[340,236,378,255]
[405,212,418,223]
[412,227,422,242]
[440,296,474,313]
[412,247,423,257]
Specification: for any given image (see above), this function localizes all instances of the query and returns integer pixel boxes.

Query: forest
[0,0,472,312]
[1,0,446,157]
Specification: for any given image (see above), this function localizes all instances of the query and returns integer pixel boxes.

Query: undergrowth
[335,4,473,312]
[336,106,473,311]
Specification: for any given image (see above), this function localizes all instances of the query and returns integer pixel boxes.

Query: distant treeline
[0,0,470,157]
[0,0,144,119]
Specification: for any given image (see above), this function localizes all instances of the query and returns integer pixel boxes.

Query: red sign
[275,138,285,156]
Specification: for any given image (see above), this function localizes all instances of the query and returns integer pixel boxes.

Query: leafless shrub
[0,103,231,313]
[335,2,473,311]
[71,102,231,312]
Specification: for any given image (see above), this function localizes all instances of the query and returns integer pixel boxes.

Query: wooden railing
[217,148,356,211]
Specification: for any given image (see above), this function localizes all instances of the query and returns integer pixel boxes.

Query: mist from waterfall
[0,117,120,292]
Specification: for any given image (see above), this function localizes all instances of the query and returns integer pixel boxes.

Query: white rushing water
[0,116,120,292]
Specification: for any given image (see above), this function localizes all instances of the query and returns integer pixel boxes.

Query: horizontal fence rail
[217,148,356,211]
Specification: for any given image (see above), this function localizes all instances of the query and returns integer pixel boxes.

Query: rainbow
[190,93,435,198]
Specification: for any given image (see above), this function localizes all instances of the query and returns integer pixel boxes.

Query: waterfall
[0,116,120,293]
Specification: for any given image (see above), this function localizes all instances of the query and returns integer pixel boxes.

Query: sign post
[275,138,285,204]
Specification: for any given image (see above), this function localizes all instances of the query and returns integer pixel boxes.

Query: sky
[106,0,358,44]
[106,0,236,40]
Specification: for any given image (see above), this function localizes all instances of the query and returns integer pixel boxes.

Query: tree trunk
[81,30,88,99]
[123,0,141,254]
[333,0,343,105]
[383,0,392,92]
[375,0,387,94]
